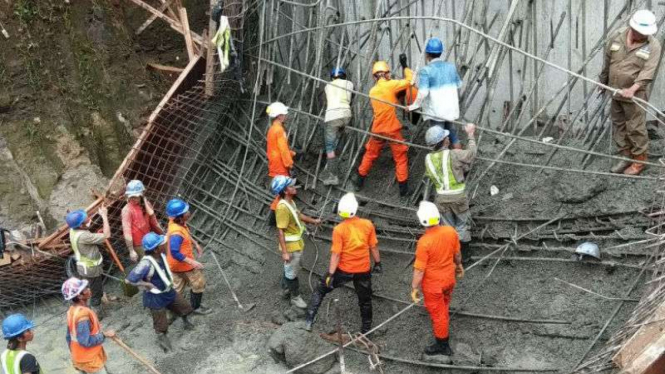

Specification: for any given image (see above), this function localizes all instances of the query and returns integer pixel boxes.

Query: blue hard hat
[271,175,295,195]
[166,198,189,218]
[331,67,346,78]
[65,210,87,229]
[142,232,167,252]
[425,125,450,146]
[126,180,145,197]
[425,37,444,54]
[2,314,34,340]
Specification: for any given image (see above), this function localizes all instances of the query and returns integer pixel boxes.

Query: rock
[553,177,607,204]
[283,307,300,322]
[268,322,336,374]
[271,311,287,325]
[0,94,12,113]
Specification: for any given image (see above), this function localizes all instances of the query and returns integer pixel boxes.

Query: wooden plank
[179,7,196,61]
[0,253,11,267]
[620,334,665,374]
[127,0,202,46]
[613,299,665,367]
[146,62,184,74]
[135,0,173,35]
[205,0,218,97]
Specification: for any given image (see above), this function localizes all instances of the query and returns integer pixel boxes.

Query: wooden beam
[146,62,184,74]
[179,7,196,61]
[127,0,203,46]
[205,0,218,97]
[135,0,173,35]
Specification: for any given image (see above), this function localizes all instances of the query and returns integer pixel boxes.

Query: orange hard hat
[372,61,390,75]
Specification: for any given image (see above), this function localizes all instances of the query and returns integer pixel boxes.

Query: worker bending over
[266,102,296,212]
[62,277,115,374]
[126,232,194,352]
[353,60,414,196]
[271,175,321,309]
[408,37,463,148]
[1,314,41,374]
[600,9,661,175]
[121,180,163,263]
[165,198,212,315]
[411,201,463,361]
[305,193,382,333]
[321,67,354,186]
[66,205,111,319]
[423,123,476,263]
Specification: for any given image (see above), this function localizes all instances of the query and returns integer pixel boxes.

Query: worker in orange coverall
[411,201,464,362]
[266,102,296,217]
[352,55,414,197]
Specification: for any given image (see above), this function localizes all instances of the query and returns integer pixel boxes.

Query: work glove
[372,262,383,274]
[411,288,421,303]
[324,272,334,288]
[399,53,408,69]
[455,264,465,280]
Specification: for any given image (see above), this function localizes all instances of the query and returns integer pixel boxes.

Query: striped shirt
[408,58,462,122]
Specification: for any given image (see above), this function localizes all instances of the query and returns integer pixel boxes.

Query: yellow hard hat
[372,61,390,75]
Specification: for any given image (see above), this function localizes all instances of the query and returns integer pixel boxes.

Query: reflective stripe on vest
[144,254,174,294]
[425,150,465,196]
[69,230,103,269]
[277,199,305,242]
[1,350,27,374]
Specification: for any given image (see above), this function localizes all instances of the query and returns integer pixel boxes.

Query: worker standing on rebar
[126,232,194,352]
[1,314,42,374]
[422,123,476,264]
[321,67,354,186]
[62,277,115,374]
[165,198,212,315]
[66,205,111,320]
[408,37,463,149]
[121,180,163,263]
[305,192,381,334]
[352,60,414,197]
[411,201,463,362]
[266,102,296,215]
[271,175,321,309]
[599,10,661,176]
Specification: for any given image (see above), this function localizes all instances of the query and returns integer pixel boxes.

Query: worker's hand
[312,218,322,226]
[410,288,421,303]
[399,53,408,69]
[455,264,465,280]
[103,329,116,338]
[129,250,138,263]
[324,272,334,288]
[598,86,606,95]
[189,259,204,270]
[282,251,291,263]
[98,205,108,218]
[619,88,635,99]
[372,262,383,274]
[464,123,476,137]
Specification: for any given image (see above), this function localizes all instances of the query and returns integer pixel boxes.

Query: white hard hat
[417,201,440,227]
[575,242,601,260]
[630,10,658,36]
[425,125,450,146]
[266,102,289,118]
[338,192,359,218]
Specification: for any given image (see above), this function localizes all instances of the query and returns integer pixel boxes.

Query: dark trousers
[151,293,193,333]
[85,275,104,307]
[306,270,373,333]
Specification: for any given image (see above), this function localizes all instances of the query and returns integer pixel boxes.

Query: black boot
[424,338,453,356]
[305,280,331,331]
[351,172,365,191]
[460,241,472,265]
[182,315,194,330]
[399,181,409,197]
[190,291,213,315]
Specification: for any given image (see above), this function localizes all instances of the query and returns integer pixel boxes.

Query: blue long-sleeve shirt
[169,234,186,262]
[66,320,104,349]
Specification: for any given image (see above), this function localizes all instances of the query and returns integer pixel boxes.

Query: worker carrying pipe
[599,9,661,176]
[266,102,297,215]
[66,205,111,320]
[271,175,321,309]
[62,277,116,374]
[121,180,163,263]
[352,59,414,197]
[411,201,463,362]
[422,123,477,263]
[125,232,195,352]
[407,37,463,149]
[165,198,212,315]
[321,67,354,186]
[305,192,382,334]
[1,314,42,374]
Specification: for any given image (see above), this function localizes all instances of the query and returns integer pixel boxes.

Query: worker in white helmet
[599,9,661,176]
[266,102,297,217]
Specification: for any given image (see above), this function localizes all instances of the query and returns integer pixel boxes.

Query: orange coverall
[358,68,413,183]
[267,119,295,210]
[414,225,460,339]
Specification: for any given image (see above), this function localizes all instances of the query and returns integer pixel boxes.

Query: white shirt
[408,58,462,122]
[324,79,354,122]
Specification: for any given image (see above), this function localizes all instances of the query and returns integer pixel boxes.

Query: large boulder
[268,322,336,374]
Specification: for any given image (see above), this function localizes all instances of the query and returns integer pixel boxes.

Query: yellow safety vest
[277,199,305,242]
[425,150,465,195]
[69,230,103,269]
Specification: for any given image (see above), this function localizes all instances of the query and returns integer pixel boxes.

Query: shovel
[104,240,139,297]
[209,251,256,312]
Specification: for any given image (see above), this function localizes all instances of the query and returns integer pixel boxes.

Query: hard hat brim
[64,279,89,301]
[126,192,144,197]
[630,18,658,35]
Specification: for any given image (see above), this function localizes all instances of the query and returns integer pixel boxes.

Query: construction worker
[121,180,163,263]
[411,201,463,361]
[62,277,115,374]
[408,37,463,149]
[66,205,110,319]
[266,102,296,213]
[599,9,661,175]
[126,232,194,352]
[321,67,354,186]
[305,192,381,333]
[165,198,212,315]
[271,175,321,309]
[423,123,477,263]
[1,314,41,374]
[353,60,414,197]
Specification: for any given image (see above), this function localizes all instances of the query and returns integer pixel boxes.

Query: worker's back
[417,60,462,121]
[415,225,459,286]
[325,79,353,122]
[369,68,413,134]
[332,216,378,274]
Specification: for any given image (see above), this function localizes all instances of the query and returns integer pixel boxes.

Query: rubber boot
[424,338,453,356]
[182,315,194,330]
[157,332,173,352]
[322,158,340,186]
[351,172,365,191]
[624,153,647,175]
[190,291,213,315]
[460,241,472,265]
[399,181,409,197]
[288,278,307,308]
[611,150,632,174]
[167,311,178,325]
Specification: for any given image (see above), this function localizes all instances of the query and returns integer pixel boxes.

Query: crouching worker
[411,201,464,362]
[62,277,115,374]
[2,314,42,374]
[126,232,194,352]
[305,193,381,334]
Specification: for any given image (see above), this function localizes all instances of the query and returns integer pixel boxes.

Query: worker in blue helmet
[65,204,111,320]
[407,37,464,149]
[126,232,194,352]
[321,66,354,186]
[1,314,41,374]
